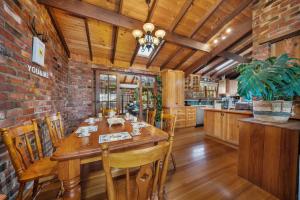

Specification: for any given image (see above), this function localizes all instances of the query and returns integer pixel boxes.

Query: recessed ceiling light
[213,39,219,44]
[221,35,226,40]
[226,28,232,33]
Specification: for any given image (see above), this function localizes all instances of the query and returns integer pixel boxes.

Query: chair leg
[17,182,25,200]
[32,179,39,198]
[170,153,176,171]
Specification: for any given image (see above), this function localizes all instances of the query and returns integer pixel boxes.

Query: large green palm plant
[236,54,300,101]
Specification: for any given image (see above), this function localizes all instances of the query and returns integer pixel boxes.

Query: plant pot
[253,100,292,123]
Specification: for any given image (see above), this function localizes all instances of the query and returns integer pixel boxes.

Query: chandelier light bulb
[138,38,146,45]
[155,29,166,39]
[143,23,155,33]
[153,37,159,45]
[213,39,219,44]
[221,35,226,40]
[132,29,143,39]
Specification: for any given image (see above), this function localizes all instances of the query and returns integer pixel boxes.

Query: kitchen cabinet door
[213,112,223,139]
[204,111,214,136]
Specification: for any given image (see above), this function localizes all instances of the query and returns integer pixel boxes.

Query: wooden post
[58,159,81,200]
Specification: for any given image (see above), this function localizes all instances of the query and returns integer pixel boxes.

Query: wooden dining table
[51,117,169,200]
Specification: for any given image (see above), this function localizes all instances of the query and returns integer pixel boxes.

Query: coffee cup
[81,127,89,136]
[133,117,137,122]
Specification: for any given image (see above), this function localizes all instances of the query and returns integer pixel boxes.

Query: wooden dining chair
[45,112,64,149]
[101,133,174,200]
[146,109,156,126]
[0,120,59,200]
[160,112,177,170]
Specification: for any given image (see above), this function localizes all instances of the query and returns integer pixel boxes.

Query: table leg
[58,159,81,200]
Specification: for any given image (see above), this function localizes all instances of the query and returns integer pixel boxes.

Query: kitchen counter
[238,118,300,200]
[202,108,253,115]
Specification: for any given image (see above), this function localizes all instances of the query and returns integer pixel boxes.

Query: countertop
[202,107,253,115]
[240,118,300,131]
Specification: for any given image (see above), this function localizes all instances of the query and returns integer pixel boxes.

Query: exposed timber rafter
[38,0,210,52]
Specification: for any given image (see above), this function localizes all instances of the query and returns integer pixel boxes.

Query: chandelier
[132,0,166,52]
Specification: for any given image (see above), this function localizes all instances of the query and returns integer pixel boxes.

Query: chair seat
[19,157,58,182]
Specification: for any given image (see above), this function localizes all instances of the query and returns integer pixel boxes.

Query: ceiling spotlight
[221,35,226,40]
[226,28,232,33]
[213,39,219,44]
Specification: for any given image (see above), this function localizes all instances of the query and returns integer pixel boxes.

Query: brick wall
[66,60,94,132]
[0,0,69,198]
[252,0,300,59]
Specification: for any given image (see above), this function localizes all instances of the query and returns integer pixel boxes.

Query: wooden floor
[38,127,278,200]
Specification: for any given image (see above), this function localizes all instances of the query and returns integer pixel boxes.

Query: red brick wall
[66,60,94,132]
[252,0,300,59]
[0,0,69,198]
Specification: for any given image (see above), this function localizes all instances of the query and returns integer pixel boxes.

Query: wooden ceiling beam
[173,0,223,70]
[211,61,238,78]
[190,0,224,38]
[146,0,158,22]
[218,51,248,63]
[185,20,252,76]
[84,19,93,61]
[173,50,196,70]
[38,0,210,52]
[130,44,140,66]
[203,0,253,42]
[169,0,194,32]
[200,57,225,75]
[146,40,165,68]
[161,48,184,70]
[111,0,123,64]
[46,7,70,57]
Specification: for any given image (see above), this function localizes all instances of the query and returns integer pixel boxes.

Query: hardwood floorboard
[37,127,278,200]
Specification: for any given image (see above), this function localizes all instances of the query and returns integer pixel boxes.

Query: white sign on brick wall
[32,37,45,66]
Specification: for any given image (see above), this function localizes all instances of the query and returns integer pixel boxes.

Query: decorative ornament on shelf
[132,0,166,52]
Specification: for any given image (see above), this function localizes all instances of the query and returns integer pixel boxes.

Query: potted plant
[236,54,300,123]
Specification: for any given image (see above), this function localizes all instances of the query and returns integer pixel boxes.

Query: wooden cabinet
[161,70,184,107]
[204,109,252,146]
[164,106,196,128]
[186,107,196,127]
[218,79,238,96]
[238,118,300,200]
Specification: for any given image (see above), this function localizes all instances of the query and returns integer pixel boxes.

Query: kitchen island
[238,118,300,200]
[203,108,252,147]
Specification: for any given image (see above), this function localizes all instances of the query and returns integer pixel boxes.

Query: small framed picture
[32,36,45,66]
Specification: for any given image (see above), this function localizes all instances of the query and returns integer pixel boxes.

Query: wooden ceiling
[39,0,253,78]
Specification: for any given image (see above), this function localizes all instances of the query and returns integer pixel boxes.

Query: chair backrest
[0,120,44,178]
[102,135,174,200]
[160,112,177,134]
[146,109,156,126]
[45,112,64,148]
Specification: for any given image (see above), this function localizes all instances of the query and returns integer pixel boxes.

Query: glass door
[96,73,118,113]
